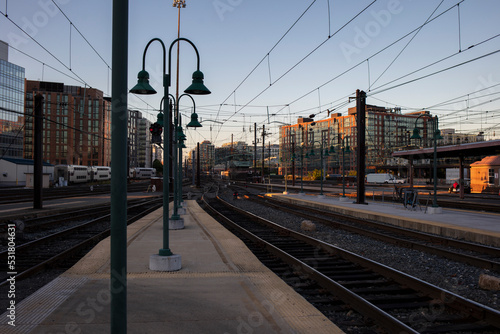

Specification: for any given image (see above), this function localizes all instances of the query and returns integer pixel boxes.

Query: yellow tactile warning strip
[0,276,88,334]
[269,194,500,247]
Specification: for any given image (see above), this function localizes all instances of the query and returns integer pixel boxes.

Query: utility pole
[291,141,295,186]
[196,142,200,188]
[253,123,257,177]
[268,142,271,176]
[34,93,44,209]
[356,89,366,204]
[262,125,265,182]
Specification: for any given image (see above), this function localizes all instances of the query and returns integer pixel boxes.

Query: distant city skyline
[1,0,499,149]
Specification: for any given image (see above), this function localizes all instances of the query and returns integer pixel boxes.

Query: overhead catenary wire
[219,0,468,134]
[0,9,91,88]
[213,1,379,141]
[369,0,445,89]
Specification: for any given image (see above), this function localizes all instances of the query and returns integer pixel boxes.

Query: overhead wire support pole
[356,89,366,204]
[110,0,128,332]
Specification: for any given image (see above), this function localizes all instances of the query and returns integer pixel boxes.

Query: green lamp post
[308,139,327,197]
[411,115,442,212]
[130,37,210,270]
[332,135,350,200]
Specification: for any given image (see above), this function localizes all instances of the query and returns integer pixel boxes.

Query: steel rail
[203,195,500,332]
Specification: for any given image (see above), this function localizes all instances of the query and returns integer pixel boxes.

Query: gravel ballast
[217,187,500,312]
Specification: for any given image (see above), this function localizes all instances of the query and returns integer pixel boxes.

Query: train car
[54,165,90,184]
[227,153,253,180]
[131,167,156,179]
[90,166,111,182]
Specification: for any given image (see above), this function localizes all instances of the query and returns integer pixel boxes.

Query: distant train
[90,166,112,181]
[227,153,253,180]
[53,165,156,185]
[129,167,156,179]
[54,165,112,184]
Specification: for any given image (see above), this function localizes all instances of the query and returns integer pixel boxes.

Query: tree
[309,169,322,180]
[153,159,163,175]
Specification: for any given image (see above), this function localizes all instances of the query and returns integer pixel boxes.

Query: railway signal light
[150,122,163,144]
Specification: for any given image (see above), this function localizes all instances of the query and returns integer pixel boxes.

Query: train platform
[265,192,500,247]
[0,200,343,334]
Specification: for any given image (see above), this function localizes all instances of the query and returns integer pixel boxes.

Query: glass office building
[0,41,26,159]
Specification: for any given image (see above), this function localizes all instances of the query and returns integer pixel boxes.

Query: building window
[489,168,495,184]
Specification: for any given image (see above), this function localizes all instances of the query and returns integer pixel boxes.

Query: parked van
[366,173,405,184]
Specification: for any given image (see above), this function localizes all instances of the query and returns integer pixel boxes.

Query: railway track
[1,197,160,236]
[0,181,150,205]
[240,191,500,273]
[201,194,500,333]
[0,198,163,288]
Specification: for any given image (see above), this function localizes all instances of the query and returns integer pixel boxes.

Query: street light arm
[168,37,201,74]
[142,38,167,74]
[177,93,196,109]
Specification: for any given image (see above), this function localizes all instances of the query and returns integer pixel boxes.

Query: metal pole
[262,125,265,183]
[171,104,179,220]
[192,148,195,185]
[110,0,128,331]
[179,127,184,207]
[196,142,200,188]
[320,144,324,196]
[161,74,172,255]
[33,93,43,209]
[342,144,346,198]
[300,146,304,194]
[356,89,366,204]
[291,141,295,186]
[253,123,257,177]
[433,126,438,208]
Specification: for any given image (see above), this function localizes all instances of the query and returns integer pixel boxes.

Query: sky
[1,0,500,151]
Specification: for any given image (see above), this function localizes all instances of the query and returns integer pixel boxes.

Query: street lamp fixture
[130,37,210,270]
[169,93,198,221]
[187,111,202,128]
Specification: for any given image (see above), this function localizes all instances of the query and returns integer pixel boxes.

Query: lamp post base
[339,196,350,202]
[298,192,305,196]
[177,207,187,215]
[317,194,325,199]
[427,206,443,214]
[169,217,185,229]
[283,191,288,195]
[149,253,181,271]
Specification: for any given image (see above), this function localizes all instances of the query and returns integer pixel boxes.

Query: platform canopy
[392,139,500,159]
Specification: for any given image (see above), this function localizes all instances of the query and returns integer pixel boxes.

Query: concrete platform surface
[267,193,500,247]
[0,201,343,334]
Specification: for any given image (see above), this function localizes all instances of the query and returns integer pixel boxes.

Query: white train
[54,165,112,184]
[90,166,111,181]
[54,165,91,184]
[129,167,156,179]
